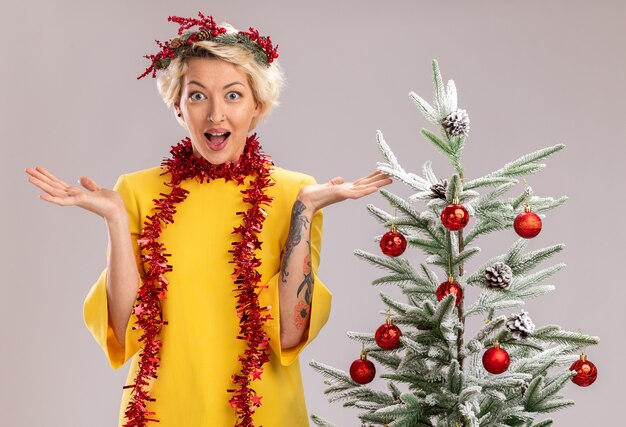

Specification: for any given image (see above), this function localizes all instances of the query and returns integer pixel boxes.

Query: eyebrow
[187,80,244,90]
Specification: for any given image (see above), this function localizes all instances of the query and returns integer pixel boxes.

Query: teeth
[207,132,227,136]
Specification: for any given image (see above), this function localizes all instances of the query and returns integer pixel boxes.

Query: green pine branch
[310,414,342,427]
[484,145,565,179]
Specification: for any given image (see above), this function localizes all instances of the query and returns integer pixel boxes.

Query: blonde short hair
[156,23,285,130]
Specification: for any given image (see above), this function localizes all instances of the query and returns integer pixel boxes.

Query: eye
[226,91,241,101]
[189,92,206,101]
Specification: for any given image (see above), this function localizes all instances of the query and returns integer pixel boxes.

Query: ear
[174,100,183,120]
[248,102,261,131]
[253,100,261,118]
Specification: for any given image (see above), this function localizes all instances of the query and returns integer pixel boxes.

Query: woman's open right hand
[25,166,126,222]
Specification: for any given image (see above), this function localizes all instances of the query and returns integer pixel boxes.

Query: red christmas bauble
[380,230,407,257]
[482,344,510,374]
[375,323,403,350]
[441,204,470,231]
[514,211,542,239]
[350,356,376,384]
[436,280,464,306]
[570,354,597,387]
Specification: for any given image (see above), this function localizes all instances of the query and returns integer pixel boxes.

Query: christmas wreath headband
[138,12,279,80]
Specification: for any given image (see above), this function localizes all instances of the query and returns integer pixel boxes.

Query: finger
[372,177,393,188]
[352,170,383,185]
[27,175,73,198]
[354,173,392,188]
[328,177,345,185]
[357,170,391,184]
[35,166,71,188]
[26,167,65,190]
[368,173,393,184]
[79,176,101,192]
[39,192,75,206]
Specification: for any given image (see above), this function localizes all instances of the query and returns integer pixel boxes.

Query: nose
[208,97,225,123]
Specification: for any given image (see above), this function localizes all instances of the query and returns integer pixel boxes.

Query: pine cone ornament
[197,28,211,41]
[429,179,448,199]
[169,38,184,49]
[155,58,171,70]
[484,262,512,289]
[441,109,470,137]
[521,382,529,396]
[506,310,535,340]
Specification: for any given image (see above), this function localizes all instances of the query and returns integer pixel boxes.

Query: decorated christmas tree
[310,60,599,427]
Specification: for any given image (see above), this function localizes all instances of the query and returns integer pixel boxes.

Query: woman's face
[176,57,260,164]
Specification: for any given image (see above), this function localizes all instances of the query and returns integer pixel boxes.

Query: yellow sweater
[83,164,332,426]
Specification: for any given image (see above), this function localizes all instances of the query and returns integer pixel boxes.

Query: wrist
[105,207,129,226]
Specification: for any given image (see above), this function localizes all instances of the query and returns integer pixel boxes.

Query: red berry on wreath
[436,277,464,307]
[375,310,402,350]
[350,351,376,384]
[514,206,542,239]
[441,202,469,231]
[380,224,407,257]
[570,353,597,387]
[482,342,510,374]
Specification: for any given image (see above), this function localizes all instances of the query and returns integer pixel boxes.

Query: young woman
[25,13,391,426]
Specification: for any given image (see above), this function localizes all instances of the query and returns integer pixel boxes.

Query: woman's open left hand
[25,166,126,221]
[297,170,393,212]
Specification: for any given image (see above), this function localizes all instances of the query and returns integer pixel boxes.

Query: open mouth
[204,131,231,145]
